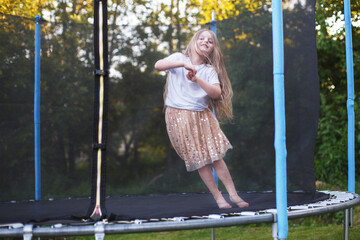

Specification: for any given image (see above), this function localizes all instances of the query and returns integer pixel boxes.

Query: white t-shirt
[165,52,220,111]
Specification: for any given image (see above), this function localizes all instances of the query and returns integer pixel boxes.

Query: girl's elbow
[154,61,161,70]
[213,86,222,99]
[155,59,170,71]
[214,94,221,100]
[155,60,166,71]
[212,91,222,100]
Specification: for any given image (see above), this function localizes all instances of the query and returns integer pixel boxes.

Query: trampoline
[0,191,360,239]
[0,191,359,238]
[0,0,358,239]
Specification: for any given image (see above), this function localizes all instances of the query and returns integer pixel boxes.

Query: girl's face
[196,31,214,56]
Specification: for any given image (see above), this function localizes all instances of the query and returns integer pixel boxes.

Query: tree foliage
[189,0,270,24]
[314,0,360,186]
[0,0,52,18]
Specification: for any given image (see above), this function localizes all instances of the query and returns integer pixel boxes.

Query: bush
[315,92,359,187]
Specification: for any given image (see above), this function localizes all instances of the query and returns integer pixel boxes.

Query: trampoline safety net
[0,0,325,225]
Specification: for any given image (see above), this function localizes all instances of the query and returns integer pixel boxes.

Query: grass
[38,211,360,239]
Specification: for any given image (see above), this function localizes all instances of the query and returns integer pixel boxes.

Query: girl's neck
[190,52,205,65]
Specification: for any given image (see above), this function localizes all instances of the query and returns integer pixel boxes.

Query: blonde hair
[164,29,233,120]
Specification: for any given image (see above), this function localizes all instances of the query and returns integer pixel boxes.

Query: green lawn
[68,218,359,240]
[6,221,360,240]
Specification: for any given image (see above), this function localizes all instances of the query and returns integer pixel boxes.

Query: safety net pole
[34,15,42,201]
[210,11,219,186]
[344,0,355,194]
[87,0,109,220]
[271,0,288,239]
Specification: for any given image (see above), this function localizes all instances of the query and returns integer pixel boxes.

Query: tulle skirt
[165,107,232,172]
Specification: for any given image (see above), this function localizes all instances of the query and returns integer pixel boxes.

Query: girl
[154,29,249,209]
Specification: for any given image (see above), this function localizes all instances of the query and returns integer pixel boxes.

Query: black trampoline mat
[0,191,329,225]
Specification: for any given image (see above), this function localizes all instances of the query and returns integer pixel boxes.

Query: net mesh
[0,0,319,202]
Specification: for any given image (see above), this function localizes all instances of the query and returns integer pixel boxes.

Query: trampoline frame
[0,191,359,239]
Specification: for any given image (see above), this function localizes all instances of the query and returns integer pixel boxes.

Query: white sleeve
[164,52,184,74]
[208,68,220,85]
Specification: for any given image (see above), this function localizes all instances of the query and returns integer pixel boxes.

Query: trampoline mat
[0,191,329,225]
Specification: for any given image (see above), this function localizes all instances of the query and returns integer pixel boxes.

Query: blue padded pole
[271,0,288,239]
[210,11,219,186]
[344,0,355,193]
[34,15,41,201]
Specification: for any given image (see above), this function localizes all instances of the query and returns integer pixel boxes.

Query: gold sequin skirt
[165,107,233,172]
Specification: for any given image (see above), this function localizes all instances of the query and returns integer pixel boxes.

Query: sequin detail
[165,107,233,172]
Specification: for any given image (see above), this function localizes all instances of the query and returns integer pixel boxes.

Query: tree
[0,0,52,18]
[0,0,95,200]
[314,0,360,186]
[0,13,37,200]
[189,0,270,24]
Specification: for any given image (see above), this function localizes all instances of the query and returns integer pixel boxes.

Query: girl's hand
[183,62,196,75]
[184,62,196,82]
[184,62,197,82]
[186,71,197,82]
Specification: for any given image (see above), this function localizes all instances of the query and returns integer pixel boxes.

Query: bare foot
[230,195,249,208]
[215,198,232,209]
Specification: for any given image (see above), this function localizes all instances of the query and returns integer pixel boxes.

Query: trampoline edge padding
[287,191,360,220]
[0,191,359,238]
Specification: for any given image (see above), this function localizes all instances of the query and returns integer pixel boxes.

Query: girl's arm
[155,58,196,73]
[187,72,221,99]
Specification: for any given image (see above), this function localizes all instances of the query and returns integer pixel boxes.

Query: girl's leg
[212,159,249,208]
[197,165,232,208]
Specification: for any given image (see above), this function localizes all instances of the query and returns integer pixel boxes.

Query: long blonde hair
[164,29,233,120]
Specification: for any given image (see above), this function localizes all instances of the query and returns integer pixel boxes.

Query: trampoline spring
[133,219,143,224]
[115,220,131,224]
[289,206,309,210]
[172,217,184,222]
[51,223,63,228]
[208,214,224,219]
[240,211,259,216]
[0,223,23,229]
[265,209,278,214]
